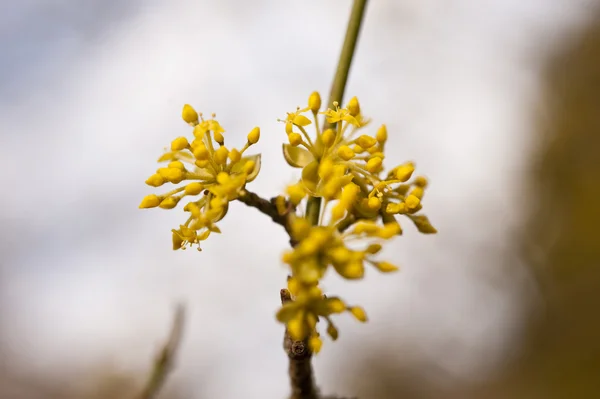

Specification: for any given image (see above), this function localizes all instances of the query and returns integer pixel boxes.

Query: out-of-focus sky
[0,0,596,397]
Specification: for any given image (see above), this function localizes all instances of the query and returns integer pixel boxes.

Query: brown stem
[281,289,318,399]
[137,304,186,399]
[237,189,298,246]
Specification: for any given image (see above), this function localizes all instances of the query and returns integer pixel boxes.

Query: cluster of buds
[139,105,261,250]
[275,92,436,352]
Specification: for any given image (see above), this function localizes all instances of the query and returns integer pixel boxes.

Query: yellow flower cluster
[281,92,437,229]
[276,93,437,352]
[139,104,261,250]
[139,94,436,354]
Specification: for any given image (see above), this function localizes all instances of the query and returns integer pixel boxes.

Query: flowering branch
[138,0,439,398]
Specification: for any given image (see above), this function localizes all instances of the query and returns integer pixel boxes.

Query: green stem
[306,0,368,227]
[326,0,368,115]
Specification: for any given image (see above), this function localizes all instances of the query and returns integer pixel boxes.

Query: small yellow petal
[292,114,312,127]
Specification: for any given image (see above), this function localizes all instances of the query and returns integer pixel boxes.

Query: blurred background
[1,0,600,398]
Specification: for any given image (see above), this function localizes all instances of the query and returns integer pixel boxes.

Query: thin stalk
[306,0,368,228]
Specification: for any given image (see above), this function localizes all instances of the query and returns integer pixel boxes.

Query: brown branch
[281,289,318,399]
[237,189,298,246]
[137,304,186,399]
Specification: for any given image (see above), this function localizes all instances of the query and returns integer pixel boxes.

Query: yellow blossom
[140,105,262,250]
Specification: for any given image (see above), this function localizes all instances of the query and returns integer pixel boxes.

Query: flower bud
[308,91,322,113]
[356,135,377,149]
[182,104,199,124]
[349,306,368,322]
[395,162,415,182]
[145,173,165,187]
[213,130,224,145]
[139,194,161,209]
[184,182,204,196]
[337,145,355,161]
[321,129,336,147]
[159,196,180,209]
[376,124,388,143]
[288,133,302,147]
[347,96,360,116]
[228,148,241,163]
[247,127,260,144]
[214,146,229,165]
[366,156,383,173]
[171,137,189,151]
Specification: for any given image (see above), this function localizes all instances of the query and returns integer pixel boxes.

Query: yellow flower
[141,106,262,250]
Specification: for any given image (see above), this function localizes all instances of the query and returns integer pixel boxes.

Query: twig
[137,304,186,399]
[237,189,298,246]
[281,289,317,399]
